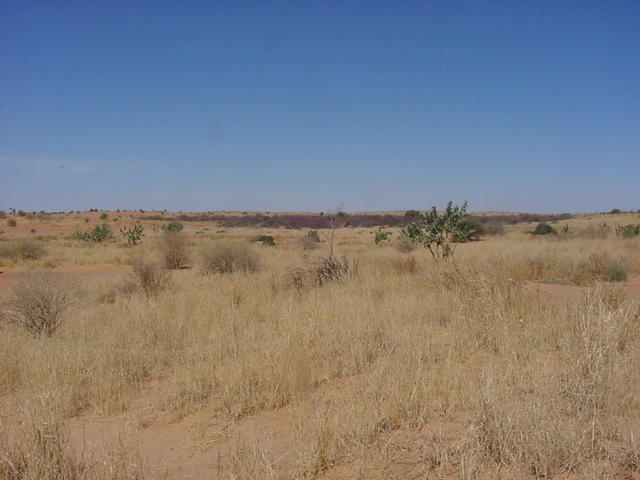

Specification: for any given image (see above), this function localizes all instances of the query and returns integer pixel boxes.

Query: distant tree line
[139,211,574,230]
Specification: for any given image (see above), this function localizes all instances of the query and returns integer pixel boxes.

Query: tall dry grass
[0,216,639,478]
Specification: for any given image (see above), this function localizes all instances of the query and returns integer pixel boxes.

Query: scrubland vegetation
[0,209,639,479]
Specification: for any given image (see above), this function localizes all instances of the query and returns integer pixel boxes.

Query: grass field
[1,210,640,479]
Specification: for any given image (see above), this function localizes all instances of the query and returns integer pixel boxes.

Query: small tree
[399,201,473,260]
[120,223,145,246]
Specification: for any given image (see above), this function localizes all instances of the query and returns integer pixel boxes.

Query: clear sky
[1,1,638,213]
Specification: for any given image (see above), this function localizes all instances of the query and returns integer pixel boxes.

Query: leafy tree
[399,201,473,260]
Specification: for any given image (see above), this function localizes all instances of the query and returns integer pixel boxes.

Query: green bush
[253,235,275,247]
[0,238,47,260]
[72,224,114,242]
[602,259,630,282]
[199,242,260,274]
[162,221,184,233]
[374,228,392,245]
[7,219,17,227]
[532,222,557,235]
[616,224,640,238]
[458,218,484,241]
[399,201,472,259]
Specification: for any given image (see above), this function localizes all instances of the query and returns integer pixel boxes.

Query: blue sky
[1,1,638,213]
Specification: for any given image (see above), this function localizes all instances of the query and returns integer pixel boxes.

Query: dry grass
[0,211,639,478]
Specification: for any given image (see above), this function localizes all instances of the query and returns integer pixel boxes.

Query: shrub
[458,218,484,241]
[399,201,472,259]
[130,257,170,296]
[395,232,418,253]
[17,210,26,217]
[285,255,359,289]
[602,259,630,282]
[7,219,17,227]
[483,222,505,236]
[374,228,392,245]
[616,224,640,238]
[404,210,421,218]
[120,223,145,246]
[300,230,321,250]
[162,221,184,233]
[72,224,114,242]
[0,238,47,260]
[1,274,75,336]
[609,208,622,214]
[253,235,276,247]
[199,242,261,274]
[159,232,189,269]
[532,222,557,235]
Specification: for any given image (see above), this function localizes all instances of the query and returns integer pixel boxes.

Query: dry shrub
[158,231,189,269]
[395,235,417,253]
[1,274,74,337]
[620,436,640,474]
[578,225,609,239]
[483,222,505,236]
[130,257,170,296]
[199,241,261,274]
[0,238,47,261]
[312,255,358,286]
[285,255,358,289]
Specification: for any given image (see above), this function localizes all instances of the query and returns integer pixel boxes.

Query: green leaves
[400,201,471,260]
